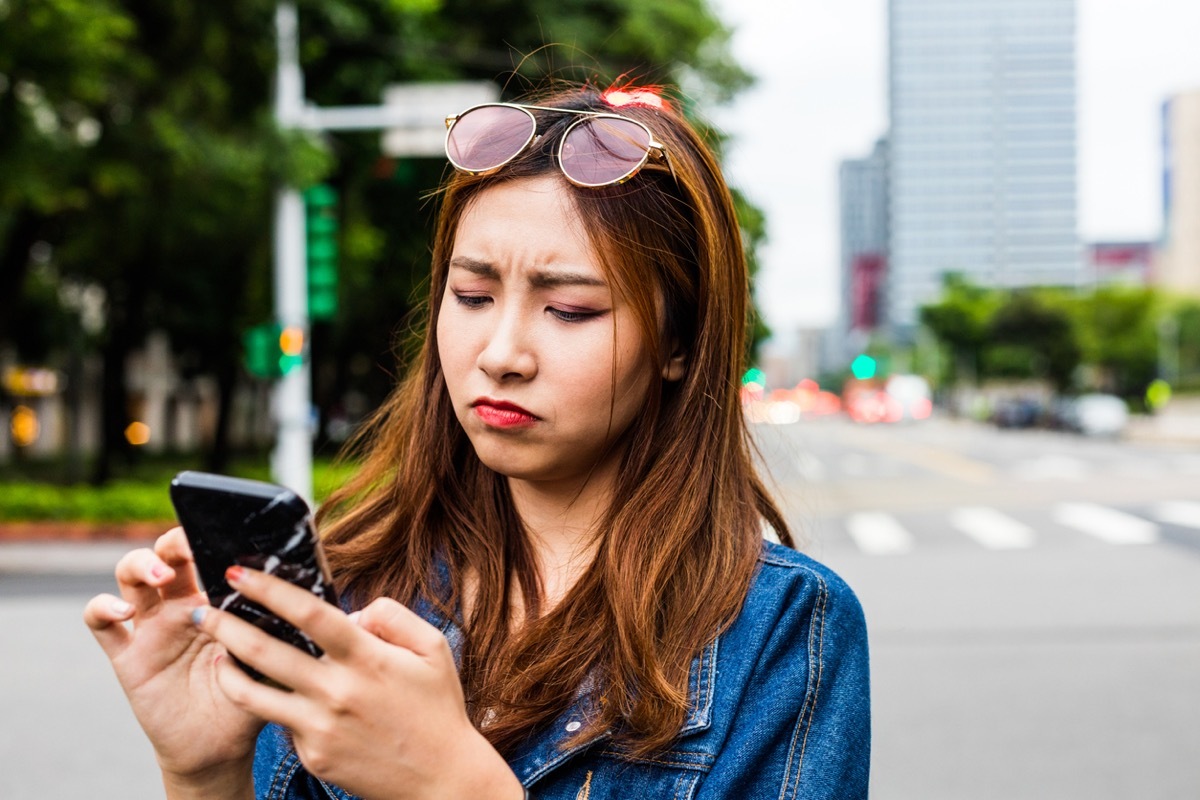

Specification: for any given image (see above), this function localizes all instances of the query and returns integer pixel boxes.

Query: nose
[475,306,537,382]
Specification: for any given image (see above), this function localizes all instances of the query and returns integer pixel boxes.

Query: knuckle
[323,684,356,715]
[236,636,268,666]
[293,603,325,632]
[115,547,154,576]
[299,745,333,779]
[155,528,191,560]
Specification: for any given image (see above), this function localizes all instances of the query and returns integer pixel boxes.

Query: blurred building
[1156,89,1200,296]
[887,0,1082,332]
[837,138,890,366]
[1085,241,1153,287]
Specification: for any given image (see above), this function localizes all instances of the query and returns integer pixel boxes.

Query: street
[756,416,1200,799]
[2,416,1198,798]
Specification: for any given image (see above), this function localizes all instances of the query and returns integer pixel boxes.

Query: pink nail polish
[225,565,245,584]
[150,564,167,580]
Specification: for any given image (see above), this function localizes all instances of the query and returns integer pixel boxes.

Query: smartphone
[169,471,338,680]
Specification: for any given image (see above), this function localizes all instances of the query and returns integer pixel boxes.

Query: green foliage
[984,291,1080,391]
[1071,286,1160,397]
[0,457,359,521]
[918,277,1200,400]
[1,0,764,477]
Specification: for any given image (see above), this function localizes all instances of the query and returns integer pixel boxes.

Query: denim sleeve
[697,563,871,800]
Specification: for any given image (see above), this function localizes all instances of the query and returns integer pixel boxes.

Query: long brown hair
[318,85,792,758]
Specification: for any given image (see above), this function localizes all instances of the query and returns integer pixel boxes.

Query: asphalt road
[756,417,1200,799]
[1,416,1197,798]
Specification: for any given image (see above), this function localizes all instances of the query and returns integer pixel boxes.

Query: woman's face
[437,175,655,488]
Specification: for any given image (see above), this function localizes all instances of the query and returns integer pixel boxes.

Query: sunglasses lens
[561,117,651,186]
[446,105,535,173]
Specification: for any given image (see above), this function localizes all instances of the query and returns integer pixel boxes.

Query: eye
[453,292,490,309]
[548,307,601,323]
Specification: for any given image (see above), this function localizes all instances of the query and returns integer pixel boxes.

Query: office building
[888,0,1082,331]
[1156,89,1200,295]
[837,138,889,363]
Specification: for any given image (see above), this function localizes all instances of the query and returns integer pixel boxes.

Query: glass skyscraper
[887,0,1081,330]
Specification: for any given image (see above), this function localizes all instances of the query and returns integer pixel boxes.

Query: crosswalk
[819,500,1200,556]
[786,451,1200,486]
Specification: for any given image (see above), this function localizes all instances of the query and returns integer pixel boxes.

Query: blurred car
[1058,393,1129,437]
[990,397,1044,429]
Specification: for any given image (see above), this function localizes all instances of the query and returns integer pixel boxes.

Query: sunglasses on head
[443,102,673,188]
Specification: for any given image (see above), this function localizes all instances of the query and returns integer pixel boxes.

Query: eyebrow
[449,256,608,289]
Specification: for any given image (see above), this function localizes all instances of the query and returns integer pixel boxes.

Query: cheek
[435,304,469,395]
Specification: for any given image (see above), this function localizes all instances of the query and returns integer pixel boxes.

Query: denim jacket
[252,541,871,799]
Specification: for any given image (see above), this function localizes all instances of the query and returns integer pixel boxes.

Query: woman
[85,85,870,799]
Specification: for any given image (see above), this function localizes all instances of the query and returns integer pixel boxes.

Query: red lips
[471,397,539,428]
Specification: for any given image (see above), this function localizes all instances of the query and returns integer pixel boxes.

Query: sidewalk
[1126,397,1200,446]
[0,523,160,576]
[0,540,147,575]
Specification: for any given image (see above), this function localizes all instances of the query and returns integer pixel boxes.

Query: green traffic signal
[243,322,305,379]
[304,184,338,320]
[850,354,877,381]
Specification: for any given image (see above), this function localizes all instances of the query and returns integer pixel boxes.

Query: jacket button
[565,720,582,732]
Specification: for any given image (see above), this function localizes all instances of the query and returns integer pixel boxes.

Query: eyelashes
[452,292,604,324]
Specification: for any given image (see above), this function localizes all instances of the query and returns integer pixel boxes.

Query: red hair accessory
[602,87,669,111]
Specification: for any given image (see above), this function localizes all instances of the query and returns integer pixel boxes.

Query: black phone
[169,471,339,680]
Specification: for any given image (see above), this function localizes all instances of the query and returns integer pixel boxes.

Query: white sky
[709,0,1200,344]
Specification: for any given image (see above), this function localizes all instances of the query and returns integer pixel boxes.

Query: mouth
[471,397,540,428]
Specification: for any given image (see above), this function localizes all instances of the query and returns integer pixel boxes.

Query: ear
[662,344,688,382]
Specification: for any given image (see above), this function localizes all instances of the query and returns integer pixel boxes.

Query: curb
[0,521,172,543]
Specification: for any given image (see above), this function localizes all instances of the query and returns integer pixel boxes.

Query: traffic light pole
[272,3,313,502]
[270,4,494,501]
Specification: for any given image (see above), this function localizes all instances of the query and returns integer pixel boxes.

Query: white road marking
[949,507,1036,549]
[846,512,915,555]
[1151,501,1200,530]
[1053,503,1159,545]
[1013,456,1088,482]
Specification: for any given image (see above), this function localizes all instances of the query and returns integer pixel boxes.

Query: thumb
[354,597,447,657]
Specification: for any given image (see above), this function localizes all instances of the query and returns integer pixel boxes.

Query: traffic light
[304,184,338,320]
[243,322,306,379]
[850,354,878,381]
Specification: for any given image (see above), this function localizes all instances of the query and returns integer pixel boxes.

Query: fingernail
[191,606,209,626]
[150,564,168,580]
[347,611,363,626]
[225,565,245,584]
[111,599,133,616]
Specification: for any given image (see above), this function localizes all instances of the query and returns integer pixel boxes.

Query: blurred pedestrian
[84,83,870,799]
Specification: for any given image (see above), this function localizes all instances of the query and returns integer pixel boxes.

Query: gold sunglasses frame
[444,102,674,188]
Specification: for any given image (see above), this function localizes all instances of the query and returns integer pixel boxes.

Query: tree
[1,0,763,479]
[918,273,1001,385]
[984,291,1080,392]
[1070,286,1160,398]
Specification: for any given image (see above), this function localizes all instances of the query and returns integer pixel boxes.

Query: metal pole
[272,2,313,502]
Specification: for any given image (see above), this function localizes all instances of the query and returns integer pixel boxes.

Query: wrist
[443,727,524,800]
[161,757,255,800]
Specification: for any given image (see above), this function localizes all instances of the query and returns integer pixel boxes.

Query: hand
[194,566,525,800]
[83,529,262,794]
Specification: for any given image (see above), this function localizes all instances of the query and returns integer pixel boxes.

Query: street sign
[381,81,499,157]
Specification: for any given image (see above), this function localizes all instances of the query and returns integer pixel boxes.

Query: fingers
[82,593,136,658]
[114,547,177,614]
[153,527,203,600]
[213,650,308,731]
[221,567,360,660]
[193,603,327,695]
[355,597,447,658]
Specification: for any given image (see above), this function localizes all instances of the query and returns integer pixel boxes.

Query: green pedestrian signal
[243,322,306,379]
[850,354,877,381]
[304,184,338,320]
